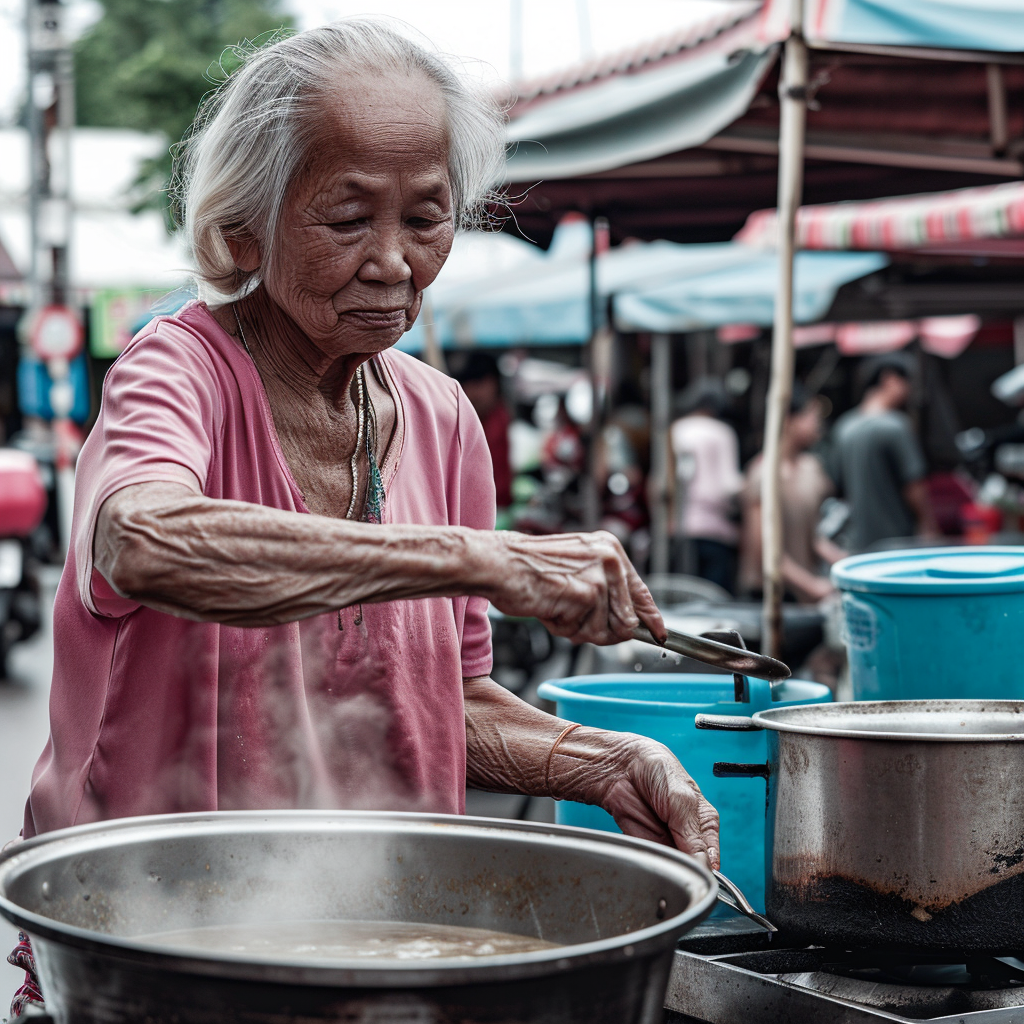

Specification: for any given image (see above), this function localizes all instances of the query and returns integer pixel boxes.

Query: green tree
[74,0,294,223]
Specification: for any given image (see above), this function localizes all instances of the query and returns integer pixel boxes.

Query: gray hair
[174,19,508,303]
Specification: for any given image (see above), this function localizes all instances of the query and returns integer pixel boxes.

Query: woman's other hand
[481,530,665,646]
[547,726,720,868]
[464,678,719,868]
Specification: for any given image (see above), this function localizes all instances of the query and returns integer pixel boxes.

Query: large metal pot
[696,700,1024,952]
[0,810,716,1024]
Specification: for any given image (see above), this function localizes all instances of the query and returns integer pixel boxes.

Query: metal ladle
[631,624,790,684]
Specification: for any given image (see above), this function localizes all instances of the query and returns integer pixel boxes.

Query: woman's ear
[225,232,261,273]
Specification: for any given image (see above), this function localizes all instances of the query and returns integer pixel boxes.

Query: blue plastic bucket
[535,673,831,914]
[832,547,1024,701]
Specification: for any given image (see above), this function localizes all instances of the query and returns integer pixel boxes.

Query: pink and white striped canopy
[735,181,1024,252]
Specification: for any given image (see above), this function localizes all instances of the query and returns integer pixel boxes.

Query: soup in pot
[135,919,562,962]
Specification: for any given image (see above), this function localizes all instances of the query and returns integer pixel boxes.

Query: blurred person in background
[450,352,512,514]
[668,378,742,593]
[539,395,586,525]
[831,354,937,552]
[740,385,846,603]
[597,409,650,560]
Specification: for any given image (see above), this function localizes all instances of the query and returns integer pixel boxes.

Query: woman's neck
[227,290,365,414]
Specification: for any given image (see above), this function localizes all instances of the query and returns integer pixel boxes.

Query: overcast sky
[0,0,740,127]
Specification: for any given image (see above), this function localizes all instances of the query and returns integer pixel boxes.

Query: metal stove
[665,919,1024,1023]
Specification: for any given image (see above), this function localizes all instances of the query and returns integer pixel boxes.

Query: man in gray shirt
[832,355,937,552]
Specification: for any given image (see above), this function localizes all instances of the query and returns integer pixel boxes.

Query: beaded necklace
[233,306,386,524]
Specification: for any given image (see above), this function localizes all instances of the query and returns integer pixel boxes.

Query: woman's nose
[358,227,413,286]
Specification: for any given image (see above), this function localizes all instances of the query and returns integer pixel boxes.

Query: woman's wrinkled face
[263,71,454,355]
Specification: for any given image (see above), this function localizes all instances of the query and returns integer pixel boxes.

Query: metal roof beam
[806,40,1024,65]
[704,130,1024,177]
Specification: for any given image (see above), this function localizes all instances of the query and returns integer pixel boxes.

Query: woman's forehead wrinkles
[304,165,451,206]
[320,117,448,159]
[303,122,448,184]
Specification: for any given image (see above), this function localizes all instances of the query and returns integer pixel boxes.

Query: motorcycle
[0,449,47,680]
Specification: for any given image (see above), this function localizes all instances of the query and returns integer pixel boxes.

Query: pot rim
[0,810,718,987]
[537,674,830,716]
[752,699,1024,741]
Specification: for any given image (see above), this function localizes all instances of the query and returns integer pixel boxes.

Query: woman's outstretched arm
[95,480,665,645]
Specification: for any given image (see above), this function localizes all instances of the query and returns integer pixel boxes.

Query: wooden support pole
[987,63,1009,155]
[582,216,609,532]
[649,333,672,576]
[761,2,808,660]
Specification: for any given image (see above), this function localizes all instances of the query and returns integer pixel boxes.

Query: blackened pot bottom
[768,871,1024,953]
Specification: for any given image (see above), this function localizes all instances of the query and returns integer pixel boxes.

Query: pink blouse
[24,302,494,838]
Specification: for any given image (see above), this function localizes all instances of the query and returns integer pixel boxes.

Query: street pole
[509,0,524,81]
[26,0,79,556]
[761,0,807,659]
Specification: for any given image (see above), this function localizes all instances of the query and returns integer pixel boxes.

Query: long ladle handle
[632,624,790,682]
[714,870,778,934]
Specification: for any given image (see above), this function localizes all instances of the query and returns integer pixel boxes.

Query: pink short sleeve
[74,318,221,617]
[455,387,496,679]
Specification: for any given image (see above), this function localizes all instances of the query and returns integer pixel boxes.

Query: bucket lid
[832,546,1024,595]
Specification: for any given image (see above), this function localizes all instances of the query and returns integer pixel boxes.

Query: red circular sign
[30,305,83,361]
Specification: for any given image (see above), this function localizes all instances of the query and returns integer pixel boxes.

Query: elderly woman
[9,19,718,1015]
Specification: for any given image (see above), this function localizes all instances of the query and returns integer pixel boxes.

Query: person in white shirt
[668,378,743,593]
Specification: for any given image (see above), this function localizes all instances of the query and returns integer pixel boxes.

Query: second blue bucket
[833,546,1024,701]
[536,673,831,914]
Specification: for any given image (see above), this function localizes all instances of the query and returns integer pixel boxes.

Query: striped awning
[735,181,1024,252]
[718,314,982,359]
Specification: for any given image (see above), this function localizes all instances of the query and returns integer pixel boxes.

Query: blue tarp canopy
[505,1,1023,186]
[613,249,889,334]
[505,46,776,181]
[399,233,888,351]
[803,0,1024,52]
[503,4,776,182]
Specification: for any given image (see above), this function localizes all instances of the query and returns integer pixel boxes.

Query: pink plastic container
[0,449,47,537]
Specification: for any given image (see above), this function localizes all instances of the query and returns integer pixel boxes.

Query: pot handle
[694,714,762,731]
[714,870,777,933]
[713,761,771,779]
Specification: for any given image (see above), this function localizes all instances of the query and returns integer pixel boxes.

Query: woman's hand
[480,530,664,646]
[600,736,721,866]
[547,727,720,868]
[464,677,720,868]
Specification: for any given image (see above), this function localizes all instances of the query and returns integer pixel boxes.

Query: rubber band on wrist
[544,722,582,794]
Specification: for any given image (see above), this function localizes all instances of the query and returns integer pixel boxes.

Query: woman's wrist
[544,726,637,803]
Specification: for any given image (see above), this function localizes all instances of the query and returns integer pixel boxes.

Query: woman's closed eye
[406,215,446,229]
[328,218,368,231]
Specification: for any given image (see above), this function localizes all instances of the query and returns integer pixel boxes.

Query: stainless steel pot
[696,700,1024,952]
[0,810,717,1024]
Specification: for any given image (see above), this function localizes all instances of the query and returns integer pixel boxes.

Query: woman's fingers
[545,728,721,870]
[623,739,721,869]
[666,790,721,871]
[491,530,656,647]
[626,563,665,642]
